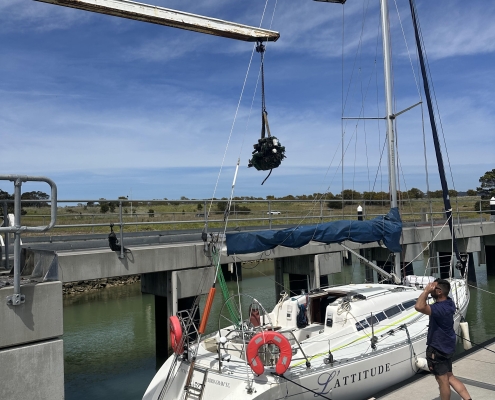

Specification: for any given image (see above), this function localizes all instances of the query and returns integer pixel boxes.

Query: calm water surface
[64,261,495,400]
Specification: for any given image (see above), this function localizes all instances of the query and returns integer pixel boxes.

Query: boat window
[402,299,417,310]
[398,304,405,311]
[384,305,401,318]
[355,320,369,331]
[375,312,387,321]
[366,315,379,327]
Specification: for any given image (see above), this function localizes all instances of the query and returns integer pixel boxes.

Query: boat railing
[217,325,312,368]
[177,309,201,355]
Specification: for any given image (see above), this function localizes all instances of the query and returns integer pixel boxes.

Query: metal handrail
[0,176,57,233]
[0,175,57,306]
[16,213,489,230]
[2,198,490,239]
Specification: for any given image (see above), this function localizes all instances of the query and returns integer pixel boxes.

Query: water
[462,263,495,344]
[63,262,495,400]
[63,285,155,400]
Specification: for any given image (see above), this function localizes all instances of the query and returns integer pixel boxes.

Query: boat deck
[374,340,495,400]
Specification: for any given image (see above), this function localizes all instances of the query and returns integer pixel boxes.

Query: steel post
[11,178,24,305]
[0,175,57,305]
[3,201,8,270]
[320,200,323,223]
[380,0,401,278]
[490,197,495,222]
[119,201,124,259]
[268,200,272,229]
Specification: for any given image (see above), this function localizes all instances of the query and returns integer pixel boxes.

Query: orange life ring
[246,331,292,375]
[169,316,183,354]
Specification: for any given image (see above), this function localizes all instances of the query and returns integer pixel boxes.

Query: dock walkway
[376,341,495,399]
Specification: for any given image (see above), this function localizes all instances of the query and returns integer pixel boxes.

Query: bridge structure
[2,207,495,399]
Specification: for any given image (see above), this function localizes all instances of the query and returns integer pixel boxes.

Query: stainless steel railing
[2,198,491,236]
[0,175,57,306]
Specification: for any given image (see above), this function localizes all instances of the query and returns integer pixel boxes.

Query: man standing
[415,279,472,400]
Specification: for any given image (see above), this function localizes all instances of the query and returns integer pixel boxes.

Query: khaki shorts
[426,345,453,376]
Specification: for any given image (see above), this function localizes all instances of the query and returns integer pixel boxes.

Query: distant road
[19,224,295,253]
[18,218,476,253]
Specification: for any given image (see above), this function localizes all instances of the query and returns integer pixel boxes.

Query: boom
[35,0,280,42]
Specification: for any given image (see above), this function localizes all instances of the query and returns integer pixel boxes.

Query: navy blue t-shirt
[426,297,457,354]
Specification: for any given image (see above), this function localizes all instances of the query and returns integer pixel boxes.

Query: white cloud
[123,34,212,63]
[0,0,493,200]
[0,81,251,172]
[412,0,495,59]
[0,0,92,32]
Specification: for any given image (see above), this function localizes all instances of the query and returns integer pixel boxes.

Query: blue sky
[1,0,493,201]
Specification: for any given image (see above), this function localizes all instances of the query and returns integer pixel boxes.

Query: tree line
[1,169,493,214]
[0,190,50,214]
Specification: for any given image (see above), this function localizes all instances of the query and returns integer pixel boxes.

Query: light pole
[129,188,132,215]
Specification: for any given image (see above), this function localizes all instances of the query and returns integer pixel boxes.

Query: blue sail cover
[226,207,402,255]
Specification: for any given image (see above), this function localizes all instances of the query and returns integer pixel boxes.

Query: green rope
[213,248,241,327]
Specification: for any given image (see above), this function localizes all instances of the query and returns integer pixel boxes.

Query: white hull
[154,341,421,400]
[144,280,469,400]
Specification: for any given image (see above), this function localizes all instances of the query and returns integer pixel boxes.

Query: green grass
[15,196,488,237]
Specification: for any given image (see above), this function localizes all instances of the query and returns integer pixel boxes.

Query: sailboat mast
[408,0,465,272]
[379,0,402,278]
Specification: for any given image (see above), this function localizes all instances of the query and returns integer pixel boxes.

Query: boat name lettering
[315,363,391,394]
[207,378,230,388]
[316,370,339,396]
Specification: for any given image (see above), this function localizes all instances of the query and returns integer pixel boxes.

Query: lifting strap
[258,41,269,138]
[248,40,286,181]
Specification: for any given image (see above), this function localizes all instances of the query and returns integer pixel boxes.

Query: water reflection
[64,284,156,400]
[464,265,495,345]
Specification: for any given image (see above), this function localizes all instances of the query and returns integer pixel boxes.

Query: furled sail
[225,207,402,255]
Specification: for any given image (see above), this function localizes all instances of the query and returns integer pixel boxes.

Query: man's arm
[415,282,436,315]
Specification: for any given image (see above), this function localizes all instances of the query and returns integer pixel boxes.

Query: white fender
[415,357,429,372]
[460,321,472,350]
[416,357,431,372]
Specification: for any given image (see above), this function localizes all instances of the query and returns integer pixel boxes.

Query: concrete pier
[141,267,214,362]
[221,262,242,281]
[0,281,64,400]
[375,339,495,399]
[487,245,495,275]
[274,253,342,297]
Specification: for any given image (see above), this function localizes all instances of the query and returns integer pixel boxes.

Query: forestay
[226,207,402,255]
